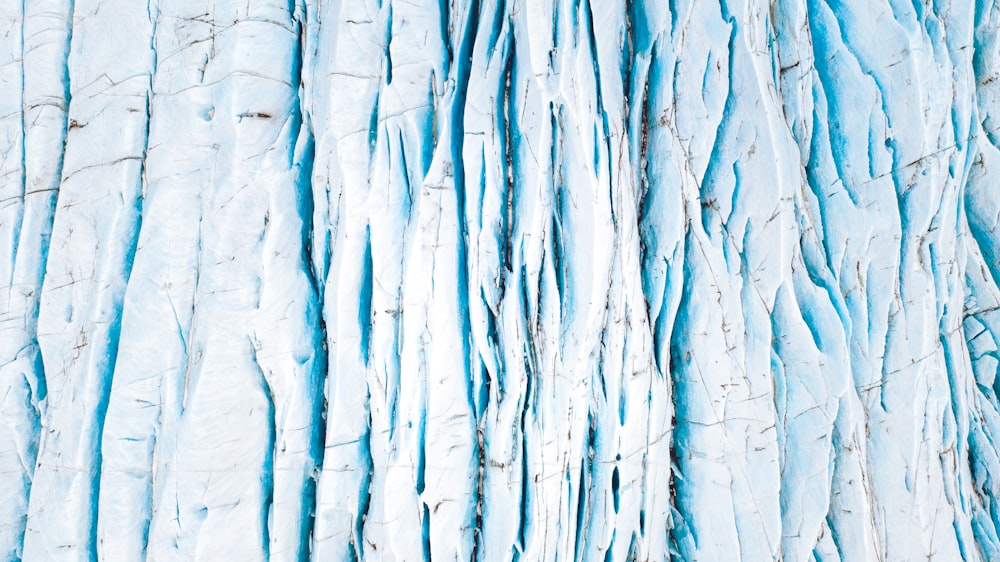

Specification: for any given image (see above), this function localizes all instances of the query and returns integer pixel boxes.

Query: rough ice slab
[0,0,999,561]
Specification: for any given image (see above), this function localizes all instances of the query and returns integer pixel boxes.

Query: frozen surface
[1,0,1000,560]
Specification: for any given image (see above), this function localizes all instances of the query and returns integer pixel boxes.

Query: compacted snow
[1,0,1000,560]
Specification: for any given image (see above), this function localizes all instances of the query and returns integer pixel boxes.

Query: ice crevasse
[1,0,1000,561]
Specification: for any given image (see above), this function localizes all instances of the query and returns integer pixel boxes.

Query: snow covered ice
[1,0,1000,560]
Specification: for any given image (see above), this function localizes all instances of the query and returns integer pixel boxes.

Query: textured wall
[1,0,1000,560]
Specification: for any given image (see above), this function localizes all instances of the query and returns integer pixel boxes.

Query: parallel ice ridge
[0,0,999,560]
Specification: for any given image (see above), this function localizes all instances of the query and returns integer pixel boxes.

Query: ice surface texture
[1,0,999,560]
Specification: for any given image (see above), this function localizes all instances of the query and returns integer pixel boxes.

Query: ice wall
[1,1,999,561]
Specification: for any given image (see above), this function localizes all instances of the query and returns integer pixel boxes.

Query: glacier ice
[1,0,1000,560]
